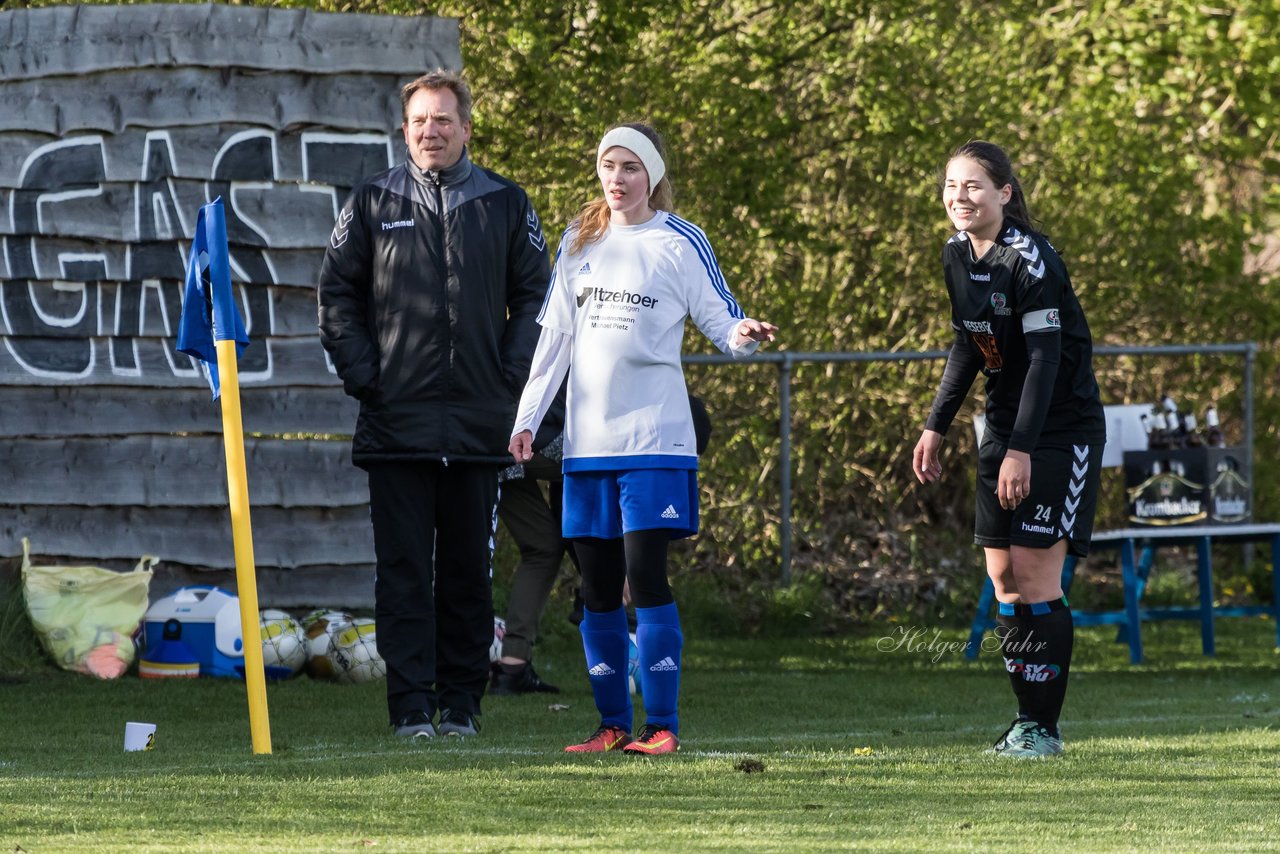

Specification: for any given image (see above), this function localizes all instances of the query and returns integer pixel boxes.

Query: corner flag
[176,197,272,755]
[177,197,248,400]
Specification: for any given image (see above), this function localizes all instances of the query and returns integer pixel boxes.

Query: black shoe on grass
[438,708,480,737]
[489,662,560,695]
[393,710,436,739]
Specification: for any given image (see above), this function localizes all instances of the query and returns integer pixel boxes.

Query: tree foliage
[390,0,1278,624]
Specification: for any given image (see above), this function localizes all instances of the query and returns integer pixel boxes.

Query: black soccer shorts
[975,434,1103,557]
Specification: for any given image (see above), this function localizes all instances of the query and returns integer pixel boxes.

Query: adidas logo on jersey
[588,662,616,677]
[649,656,678,672]
[578,262,593,274]
[660,505,679,520]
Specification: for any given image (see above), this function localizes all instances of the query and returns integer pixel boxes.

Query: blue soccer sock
[635,602,683,735]
[580,606,633,731]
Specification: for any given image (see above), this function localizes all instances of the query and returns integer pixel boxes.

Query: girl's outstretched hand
[735,319,779,345]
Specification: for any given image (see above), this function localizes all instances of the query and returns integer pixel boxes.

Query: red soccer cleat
[622,724,679,756]
[564,724,633,753]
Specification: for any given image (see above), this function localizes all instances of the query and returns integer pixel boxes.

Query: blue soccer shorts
[562,469,699,540]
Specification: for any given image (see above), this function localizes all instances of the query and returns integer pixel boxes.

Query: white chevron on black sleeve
[1003,227,1046,279]
[1059,444,1089,538]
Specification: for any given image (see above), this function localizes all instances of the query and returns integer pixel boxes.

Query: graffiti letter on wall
[10,137,108,280]
[136,132,190,242]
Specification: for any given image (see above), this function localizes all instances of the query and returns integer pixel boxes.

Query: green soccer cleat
[996,721,1063,758]
[983,718,1035,755]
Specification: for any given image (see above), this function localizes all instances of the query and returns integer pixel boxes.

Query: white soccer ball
[490,616,507,663]
[300,609,353,680]
[327,618,385,684]
[259,609,307,678]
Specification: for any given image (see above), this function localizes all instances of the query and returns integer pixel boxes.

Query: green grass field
[3,612,1279,853]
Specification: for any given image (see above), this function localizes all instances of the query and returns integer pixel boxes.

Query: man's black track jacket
[317,149,550,466]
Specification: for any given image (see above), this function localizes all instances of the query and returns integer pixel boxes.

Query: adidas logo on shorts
[588,662,616,677]
[660,505,679,520]
[649,656,678,672]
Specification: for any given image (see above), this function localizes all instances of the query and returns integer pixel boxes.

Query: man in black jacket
[318,70,549,739]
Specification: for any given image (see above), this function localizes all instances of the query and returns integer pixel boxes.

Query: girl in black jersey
[912,140,1105,758]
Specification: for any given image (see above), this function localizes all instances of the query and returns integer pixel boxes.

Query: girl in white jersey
[510,123,777,755]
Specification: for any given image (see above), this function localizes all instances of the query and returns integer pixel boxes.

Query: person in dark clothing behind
[317,69,549,739]
[490,384,573,695]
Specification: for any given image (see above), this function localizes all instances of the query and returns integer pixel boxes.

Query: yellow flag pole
[216,337,272,755]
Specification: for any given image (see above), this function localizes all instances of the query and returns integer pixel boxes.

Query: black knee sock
[995,597,1073,732]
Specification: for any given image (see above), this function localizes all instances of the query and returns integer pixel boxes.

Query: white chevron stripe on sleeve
[1003,227,1046,279]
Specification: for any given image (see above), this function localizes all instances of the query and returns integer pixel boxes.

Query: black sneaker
[489,662,561,696]
[393,710,436,739]
[438,708,479,737]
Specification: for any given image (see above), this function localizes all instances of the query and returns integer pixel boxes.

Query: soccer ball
[327,618,385,684]
[300,609,354,680]
[490,616,507,663]
[259,609,307,679]
[628,631,641,695]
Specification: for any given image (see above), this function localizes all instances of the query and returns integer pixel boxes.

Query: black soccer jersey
[926,224,1105,451]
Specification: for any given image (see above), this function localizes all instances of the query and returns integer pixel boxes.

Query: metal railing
[685,342,1258,584]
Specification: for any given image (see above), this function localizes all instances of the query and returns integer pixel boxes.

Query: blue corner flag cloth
[176,197,249,400]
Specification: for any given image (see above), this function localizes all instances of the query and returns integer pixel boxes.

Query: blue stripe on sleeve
[535,240,565,324]
[665,214,744,319]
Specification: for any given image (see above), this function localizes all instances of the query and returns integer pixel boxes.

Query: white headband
[596,127,665,194]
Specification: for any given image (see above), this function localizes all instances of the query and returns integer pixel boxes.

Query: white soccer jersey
[512,210,758,471]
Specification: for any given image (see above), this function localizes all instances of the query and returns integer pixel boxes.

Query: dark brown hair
[945,140,1038,233]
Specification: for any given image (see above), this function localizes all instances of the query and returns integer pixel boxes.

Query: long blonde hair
[568,122,674,256]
